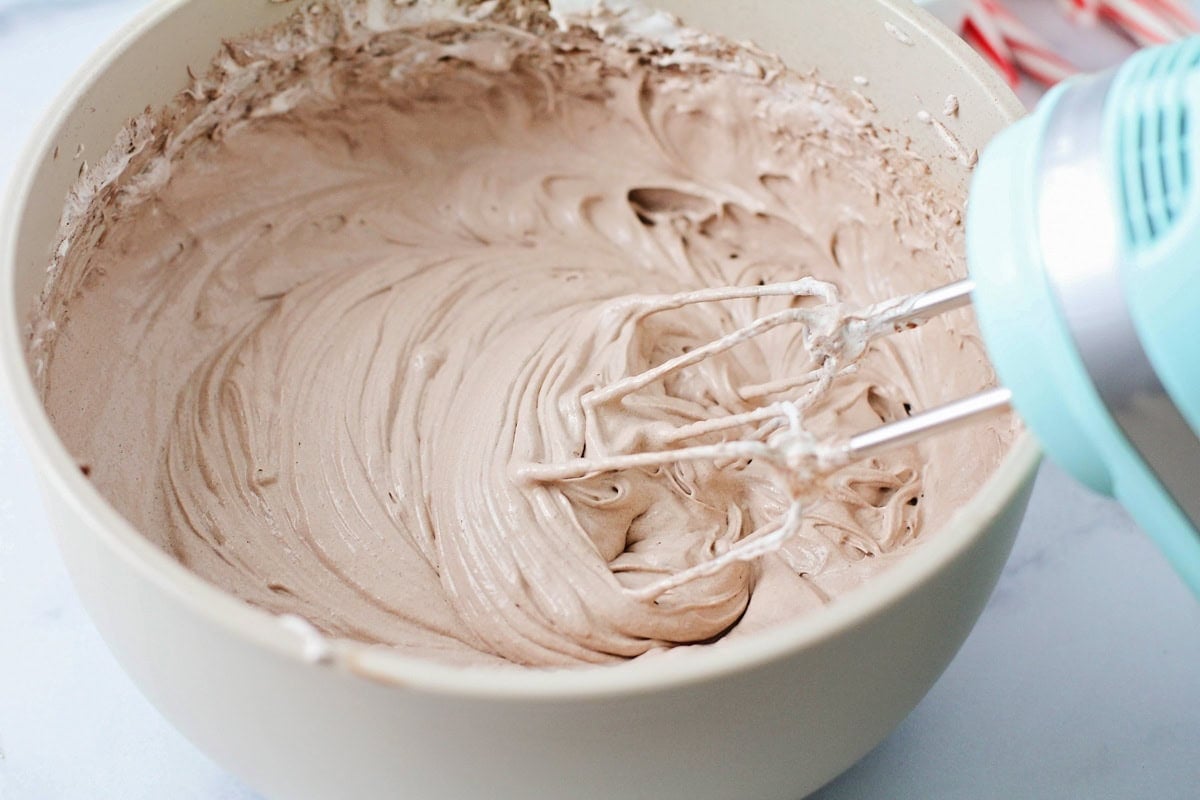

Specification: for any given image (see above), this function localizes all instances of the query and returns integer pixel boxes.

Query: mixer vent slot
[1118,42,1200,249]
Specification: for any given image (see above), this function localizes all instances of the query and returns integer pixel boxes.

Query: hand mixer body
[519,40,1200,596]
[967,40,1200,593]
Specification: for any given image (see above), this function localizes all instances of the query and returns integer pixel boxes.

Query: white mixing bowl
[0,1,1038,798]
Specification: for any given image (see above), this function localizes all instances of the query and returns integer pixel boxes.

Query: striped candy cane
[964,0,1078,86]
[963,0,1021,86]
[979,0,1078,85]
[930,0,1199,88]
[1062,0,1200,46]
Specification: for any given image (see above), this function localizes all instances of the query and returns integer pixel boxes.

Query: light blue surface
[0,2,1197,799]
[1112,41,1200,441]
[968,42,1200,597]
[1110,41,1200,593]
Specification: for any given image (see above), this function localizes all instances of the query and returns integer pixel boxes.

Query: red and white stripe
[958,0,1200,88]
[1062,0,1200,46]
[979,0,1078,84]
[964,0,1078,87]
[963,0,1020,86]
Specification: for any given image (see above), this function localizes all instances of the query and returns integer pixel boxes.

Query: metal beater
[524,39,1200,595]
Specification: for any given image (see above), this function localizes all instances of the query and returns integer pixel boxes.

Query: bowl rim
[0,0,1037,699]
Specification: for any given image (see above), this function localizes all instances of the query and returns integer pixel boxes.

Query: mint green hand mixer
[864,38,1200,595]
[523,39,1200,595]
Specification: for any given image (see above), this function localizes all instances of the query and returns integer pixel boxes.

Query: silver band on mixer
[1037,70,1200,531]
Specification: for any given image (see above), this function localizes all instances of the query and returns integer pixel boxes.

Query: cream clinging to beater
[31,0,1010,665]
[526,35,1200,597]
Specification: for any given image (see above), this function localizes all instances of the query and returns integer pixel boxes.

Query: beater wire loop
[514,277,982,603]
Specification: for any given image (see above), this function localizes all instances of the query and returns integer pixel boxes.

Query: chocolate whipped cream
[33,0,1014,667]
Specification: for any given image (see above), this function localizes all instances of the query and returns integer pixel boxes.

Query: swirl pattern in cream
[36,2,1013,667]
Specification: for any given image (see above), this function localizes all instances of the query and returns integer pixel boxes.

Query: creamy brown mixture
[33,1,1013,667]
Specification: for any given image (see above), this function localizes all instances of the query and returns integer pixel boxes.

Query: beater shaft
[868,277,976,332]
[844,385,1014,461]
[519,275,1007,486]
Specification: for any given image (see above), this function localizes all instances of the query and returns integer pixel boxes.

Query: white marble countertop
[0,2,1197,798]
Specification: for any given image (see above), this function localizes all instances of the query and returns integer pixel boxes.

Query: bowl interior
[0,0,1036,693]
